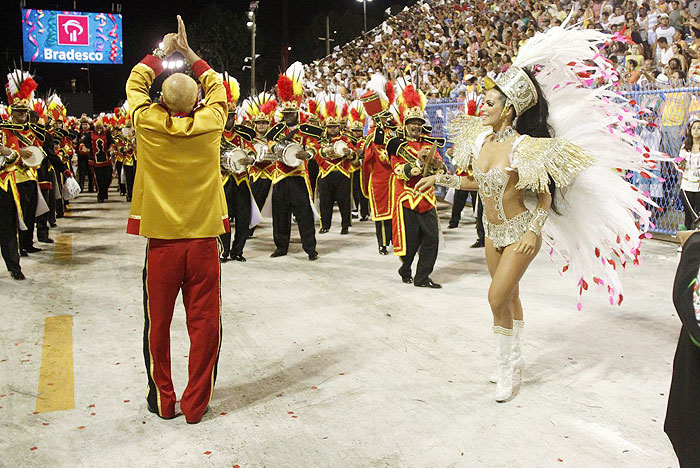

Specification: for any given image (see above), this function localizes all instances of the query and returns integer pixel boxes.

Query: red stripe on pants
[144,237,221,422]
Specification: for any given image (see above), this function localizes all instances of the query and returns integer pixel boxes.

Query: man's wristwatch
[151,48,167,60]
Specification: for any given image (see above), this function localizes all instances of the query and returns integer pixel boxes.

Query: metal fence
[425,83,700,235]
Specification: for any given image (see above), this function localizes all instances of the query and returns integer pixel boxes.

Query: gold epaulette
[513,136,595,193]
[446,115,488,171]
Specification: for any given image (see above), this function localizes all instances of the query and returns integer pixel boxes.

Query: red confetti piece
[234,465,240,468]
[287,411,294,414]
[88,404,95,408]
[311,386,317,389]
[32,412,39,415]
[77,426,85,430]
[203,451,211,455]
[558,458,564,462]
[30,447,38,451]
[90,413,96,416]
[220,412,227,416]
[338,373,345,375]
[42,422,49,426]
[276,393,283,397]
[123,400,130,403]
[562,265,569,272]
[291,415,298,418]
[115,362,120,365]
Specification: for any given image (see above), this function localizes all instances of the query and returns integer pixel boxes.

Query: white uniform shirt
[680,148,700,192]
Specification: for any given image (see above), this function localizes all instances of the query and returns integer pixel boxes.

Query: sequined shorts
[484,210,533,249]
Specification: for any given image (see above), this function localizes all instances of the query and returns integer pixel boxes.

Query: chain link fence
[425,84,700,234]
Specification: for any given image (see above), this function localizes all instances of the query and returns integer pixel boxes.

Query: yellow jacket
[125,55,229,239]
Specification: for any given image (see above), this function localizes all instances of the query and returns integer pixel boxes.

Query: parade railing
[426,82,700,235]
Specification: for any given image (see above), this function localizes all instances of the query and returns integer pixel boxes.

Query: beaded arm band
[435,173,462,189]
[151,48,167,60]
[527,208,549,236]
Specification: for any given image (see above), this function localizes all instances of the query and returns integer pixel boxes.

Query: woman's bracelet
[435,173,461,189]
[527,208,549,236]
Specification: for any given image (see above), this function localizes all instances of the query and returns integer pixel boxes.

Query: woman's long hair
[497,68,559,213]
[684,119,700,152]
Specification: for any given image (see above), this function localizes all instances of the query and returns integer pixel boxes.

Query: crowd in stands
[305,0,700,102]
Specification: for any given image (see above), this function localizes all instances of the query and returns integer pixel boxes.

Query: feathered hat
[320,98,340,126]
[220,73,241,112]
[32,98,47,124]
[361,73,395,117]
[396,78,427,125]
[348,100,367,131]
[6,69,38,110]
[277,61,305,112]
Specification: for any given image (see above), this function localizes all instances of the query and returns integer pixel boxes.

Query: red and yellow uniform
[126,52,227,424]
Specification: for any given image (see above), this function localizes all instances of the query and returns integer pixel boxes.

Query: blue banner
[21,9,123,65]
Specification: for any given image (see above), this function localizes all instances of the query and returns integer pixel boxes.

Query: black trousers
[115,160,126,195]
[398,206,439,284]
[36,187,55,241]
[78,154,93,192]
[682,190,700,229]
[318,171,351,230]
[450,190,485,240]
[17,181,37,250]
[94,165,112,201]
[272,176,316,254]
[308,159,319,196]
[124,164,136,201]
[0,187,21,274]
[352,171,370,218]
[251,178,272,211]
[218,178,251,258]
[375,219,392,247]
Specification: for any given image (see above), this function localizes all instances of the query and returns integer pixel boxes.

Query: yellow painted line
[53,234,72,261]
[35,315,75,413]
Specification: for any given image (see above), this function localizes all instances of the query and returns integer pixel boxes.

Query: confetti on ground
[234,465,240,468]
[220,412,227,416]
[287,411,294,414]
[339,373,344,375]
[123,400,130,403]
[204,451,211,455]
[77,426,85,430]
[311,386,317,389]
[88,404,95,408]
[276,393,283,397]
[42,423,49,426]
[90,413,96,416]
[558,458,564,462]
[291,415,298,419]
[29,447,37,451]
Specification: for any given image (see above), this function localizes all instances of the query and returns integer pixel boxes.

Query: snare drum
[280,143,304,168]
[221,148,249,174]
[21,146,45,168]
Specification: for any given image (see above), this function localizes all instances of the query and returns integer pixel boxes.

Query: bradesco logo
[57,15,89,46]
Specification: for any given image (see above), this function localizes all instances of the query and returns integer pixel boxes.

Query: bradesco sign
[22,9,123,65]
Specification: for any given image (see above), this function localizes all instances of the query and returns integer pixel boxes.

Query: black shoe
[20,249,28,257]
[402,276,413,284]
[340,227,349,235]
[360,215,369,222]
[471,239,485,248]
[378,246,389,255]
[147,404,179,420]
[231,254,247,262]
[415,279,442,289]
[10,271,25,280]
[270,250,287,258]
[319,228,329,234]
[219,256,229,263]
[308,251,319,261]
[50,221,58,226]
[38,237,54,244]
[448,223,458,229]
[126,198,131,202]
[26,246,42,253]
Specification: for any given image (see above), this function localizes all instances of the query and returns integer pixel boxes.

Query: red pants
[142,237,221,422]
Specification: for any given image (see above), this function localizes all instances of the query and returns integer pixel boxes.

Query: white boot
[489,321,524,384]
[494,327,514,403]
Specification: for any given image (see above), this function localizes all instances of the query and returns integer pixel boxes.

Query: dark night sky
[0,0,413,114]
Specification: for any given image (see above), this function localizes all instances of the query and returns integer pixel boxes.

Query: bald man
[126,18,228,425]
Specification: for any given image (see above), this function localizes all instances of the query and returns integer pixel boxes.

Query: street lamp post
[247,1,259,95]
[356,0,372,33]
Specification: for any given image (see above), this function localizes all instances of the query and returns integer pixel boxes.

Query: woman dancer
[417,24,664,402]
[679,117,700,230]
